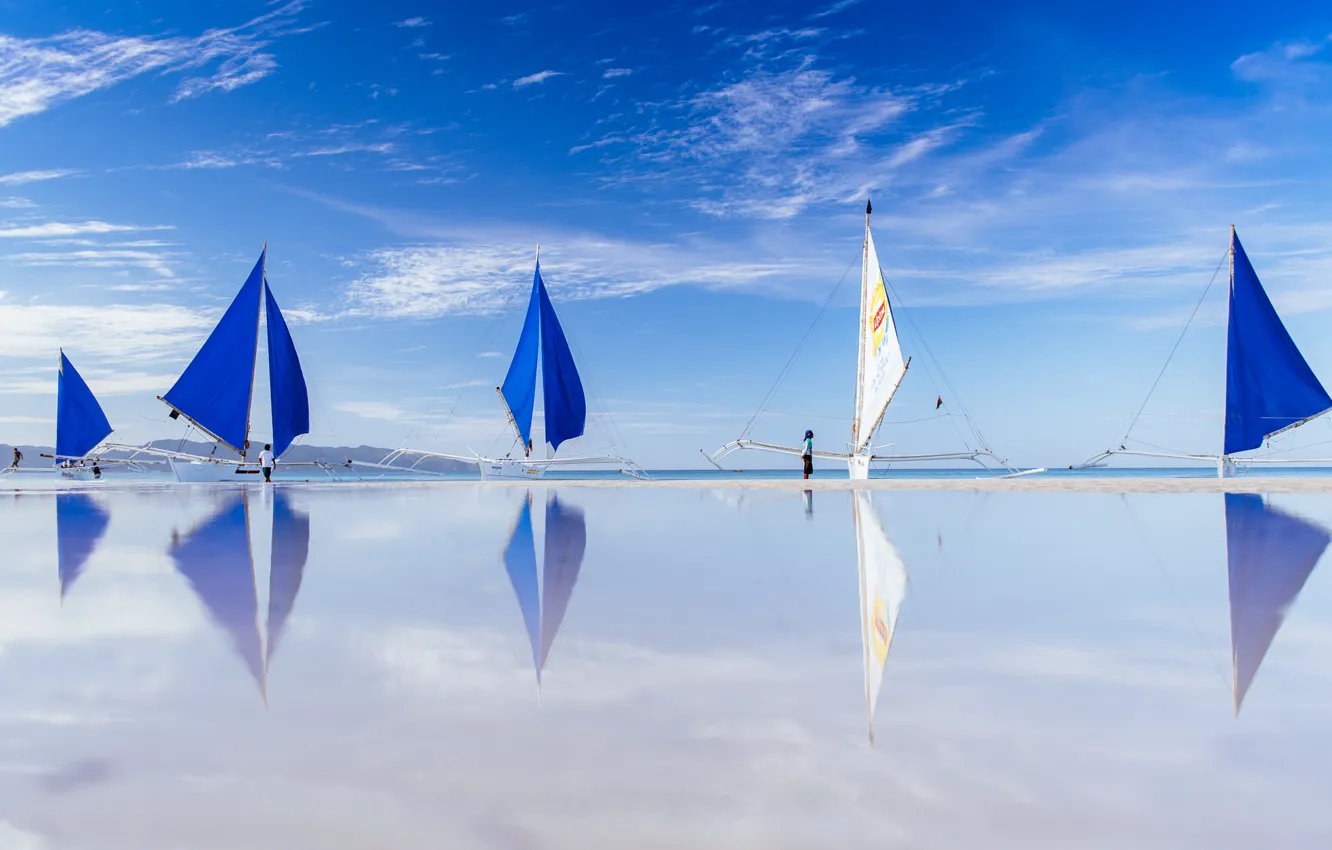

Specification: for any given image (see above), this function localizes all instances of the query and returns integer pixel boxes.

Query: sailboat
[853,490,907,742]
[501,491,586,692]
[153,247,310,482]
[707,202,1014,479]
[1080,227,1332,477]
[169,489,311,702]
[1224,493,1328,714]
[372,253,646,480]
[55,492,111,599]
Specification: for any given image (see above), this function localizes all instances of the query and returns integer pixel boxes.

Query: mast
[851,200,871,452]
[240,242,266,461]
[1222,225,1235,471]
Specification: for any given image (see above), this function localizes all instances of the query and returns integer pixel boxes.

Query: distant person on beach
[259,444,275,483]
[801,430,814,480]
[10,448,21,469]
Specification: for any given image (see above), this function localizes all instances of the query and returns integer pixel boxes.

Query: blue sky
[2,0,1332,467]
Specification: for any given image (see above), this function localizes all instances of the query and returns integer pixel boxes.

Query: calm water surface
[0,485,1329,848]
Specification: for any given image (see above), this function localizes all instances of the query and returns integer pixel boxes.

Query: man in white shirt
[259,444,275,482]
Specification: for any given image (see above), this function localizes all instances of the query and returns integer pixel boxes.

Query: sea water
[0,484,1329,847]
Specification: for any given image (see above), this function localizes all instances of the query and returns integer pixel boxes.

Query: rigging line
[879,272,989,454]
[1120,494,1233,699]
[1120,247,1230,446]
[739,254,859,441]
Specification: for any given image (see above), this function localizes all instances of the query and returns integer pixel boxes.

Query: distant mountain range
[0,441,475,474]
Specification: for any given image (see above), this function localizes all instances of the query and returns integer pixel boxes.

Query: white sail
[853,490,907,743]
[852,221,908,454]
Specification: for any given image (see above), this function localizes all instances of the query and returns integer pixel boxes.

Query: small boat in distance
[46,351,113,480]
[707,201,1018,478]
[151,247,311,482]
[1079,227,1332,476]
[371,250,646,479]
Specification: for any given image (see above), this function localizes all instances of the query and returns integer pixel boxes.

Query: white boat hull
[57,466,100,482]
[478,459,546,479]
[169,457,264,483]
[848,454,872,480]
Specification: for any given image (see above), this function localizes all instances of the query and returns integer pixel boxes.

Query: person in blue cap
[801,430,814,479]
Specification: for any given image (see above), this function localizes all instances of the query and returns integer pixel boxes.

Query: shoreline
[8,475,1332,494]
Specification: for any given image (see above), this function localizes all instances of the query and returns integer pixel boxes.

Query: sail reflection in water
[1225,493,1329,714]
[852,490,907,743]
[169,491,311,701]
[55,493,110,599]
[502,491,587,690]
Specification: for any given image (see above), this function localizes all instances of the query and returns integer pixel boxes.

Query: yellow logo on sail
[869,274,888,355]
[871,597,890,662]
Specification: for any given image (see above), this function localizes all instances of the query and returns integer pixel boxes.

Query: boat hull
[57,466,100,482]
[478,459,546,479]
[169,457,264,483]
[848,454,872,480]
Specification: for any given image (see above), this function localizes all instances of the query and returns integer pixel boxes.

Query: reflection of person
[10,448,21,468]
[803,489,813,518]
[801,430,814,480]
[259,444,275,483]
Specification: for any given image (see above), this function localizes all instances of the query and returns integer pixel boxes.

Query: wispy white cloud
[0,197,34,208]
[395,17,431,28]
[334,401,411,422]
[0,221,171,239]
[513,70,562,88]
[602,68,633,79]
[0,169,79,185]
[809,0,863,19]
[345,236,825,319]
[0,1,310,128]
[0,302,209,361]
[1231,35,1332,88]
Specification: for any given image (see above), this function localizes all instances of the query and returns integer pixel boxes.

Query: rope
[1120,247,1229,446]
[738,255,859,440]
[880,272,991,455]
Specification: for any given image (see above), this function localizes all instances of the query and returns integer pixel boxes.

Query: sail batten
[1224,230,1332,455]
[56,352,112,459]
[163,253,265,456]
[264,281,311,457]
[852,213,908,455]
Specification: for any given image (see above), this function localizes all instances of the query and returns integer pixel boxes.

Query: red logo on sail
[872,301,886,333]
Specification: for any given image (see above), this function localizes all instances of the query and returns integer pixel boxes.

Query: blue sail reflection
[55,493,110,599]
[1225,493,1329,714]
[169,491,311,702]
[501,491,587,690]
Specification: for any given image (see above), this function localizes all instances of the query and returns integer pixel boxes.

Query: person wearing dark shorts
[801,430,814,479]
[259,444,275,483]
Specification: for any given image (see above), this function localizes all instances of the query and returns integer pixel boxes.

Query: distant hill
[0,441,474,474]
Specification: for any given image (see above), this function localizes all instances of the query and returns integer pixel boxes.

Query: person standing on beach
[259,444,275,483]
[10,448,21,469]
[801,430,814,480]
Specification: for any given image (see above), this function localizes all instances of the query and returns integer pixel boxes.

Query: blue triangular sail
[56,493,110,599]
[1224,231,1332,455]
[538,267,586,451]
[164,252,265,455]
[539,493,585,675]
[56,352,111,459]
[502,494,542,677]
[500,267,542,451]
[266,491,310,667]
[264,281,311,457]
[1225,493,1329,713]
[169,493,265,699]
